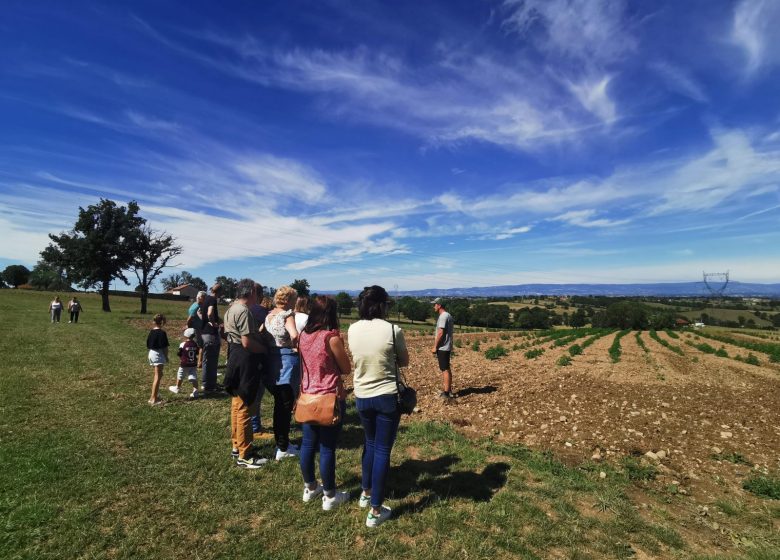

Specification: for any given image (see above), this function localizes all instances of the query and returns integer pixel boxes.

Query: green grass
[635,331,649,353]
[743,474,780,500]
[0,290,773,559]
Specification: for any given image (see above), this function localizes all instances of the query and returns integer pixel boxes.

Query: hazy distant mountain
[324,282,780,297]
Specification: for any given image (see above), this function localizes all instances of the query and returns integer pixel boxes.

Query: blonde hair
[153,313,166,326]
[261,296,273,309]
[274,285,298,308]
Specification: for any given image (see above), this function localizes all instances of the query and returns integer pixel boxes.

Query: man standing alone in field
[431,298,455,399]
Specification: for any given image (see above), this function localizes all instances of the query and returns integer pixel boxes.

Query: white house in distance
[166,283,199,300]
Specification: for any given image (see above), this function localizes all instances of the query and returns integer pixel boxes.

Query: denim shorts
[148,350,167,366]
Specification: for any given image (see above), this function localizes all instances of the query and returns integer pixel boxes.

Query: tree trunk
[140,288,149,314]
[101,280,111,312]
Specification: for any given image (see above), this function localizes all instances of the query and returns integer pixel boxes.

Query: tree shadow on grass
[387,454,510,517]
[455,385,498,397]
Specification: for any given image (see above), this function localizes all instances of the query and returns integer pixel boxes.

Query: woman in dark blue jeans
[347,286,409,527]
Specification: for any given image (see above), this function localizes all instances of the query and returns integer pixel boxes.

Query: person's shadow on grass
[387,454,510,517]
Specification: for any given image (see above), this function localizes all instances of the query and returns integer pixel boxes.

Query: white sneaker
[322,491,350,511]
[168,385,180,394]
[189,389,199,399]
[366,505,392,527]
[359,493,371,508]
[302,484,323,502]
[275,445,300,461]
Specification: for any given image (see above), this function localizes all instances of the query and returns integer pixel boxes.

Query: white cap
[183,327,196,338]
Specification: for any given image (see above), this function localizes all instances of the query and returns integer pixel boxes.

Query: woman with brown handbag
[297,295,352,510]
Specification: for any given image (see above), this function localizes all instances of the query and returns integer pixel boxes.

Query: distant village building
[166,284,199,300]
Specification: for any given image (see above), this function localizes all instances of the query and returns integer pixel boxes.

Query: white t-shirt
[295,312,308,334]
[347,319,407,399]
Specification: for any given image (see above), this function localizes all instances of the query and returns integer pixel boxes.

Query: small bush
[512,344,521,351]
[471,341,481,352]
[500,334,510,341]
[665,329,680,339]
[635,332,649,353]
[743,474,780,499]
[484,345,509,360]
[569,344,583,356]
[524,348,544,359]
[745,353,760,366]
[715,346,728,358]
[622,457,657,481]
[556,355,572,366]
[609,330,629,363]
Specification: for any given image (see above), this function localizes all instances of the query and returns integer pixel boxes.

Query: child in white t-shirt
[169,328,200,399]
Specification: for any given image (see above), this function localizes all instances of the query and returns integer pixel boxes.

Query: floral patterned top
[265,309,294,348]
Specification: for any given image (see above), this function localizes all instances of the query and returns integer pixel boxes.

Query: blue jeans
[299,400,347,491]
[356,394,400,509]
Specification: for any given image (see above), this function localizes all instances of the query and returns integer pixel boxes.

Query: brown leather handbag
[293,341,341,426]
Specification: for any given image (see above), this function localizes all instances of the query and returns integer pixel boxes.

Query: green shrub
[743,474,780,499]
[609,330,630,363]
[715,346,728,358]
[664,329,680,339]
[745,353,760,366]
[512,344,521,351]
[622,457,657,481]
[471,340,481,352]
[524,348,544,359]
[556,355,572,366]
[635,332,649,353]
[484,344,509,360]
[454,339,462,348]
[569,344,583,356]
[500,334,510,341]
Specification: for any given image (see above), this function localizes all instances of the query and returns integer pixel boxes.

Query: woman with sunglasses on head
[347,285,409,527]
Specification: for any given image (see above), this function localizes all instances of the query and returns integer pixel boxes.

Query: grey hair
[235,278,256,300]
[196,291,207,299]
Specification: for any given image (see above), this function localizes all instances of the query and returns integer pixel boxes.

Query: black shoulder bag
[392,324,417,415]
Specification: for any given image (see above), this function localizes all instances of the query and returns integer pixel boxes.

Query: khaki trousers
[231,396,253,459]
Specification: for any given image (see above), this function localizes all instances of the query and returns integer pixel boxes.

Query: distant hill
[323,282,780,297]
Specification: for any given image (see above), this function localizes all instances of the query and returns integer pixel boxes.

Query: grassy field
[0,290,776,559]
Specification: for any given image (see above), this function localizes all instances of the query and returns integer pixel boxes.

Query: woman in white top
[347,285,408,528]
[49,296,63,323]
[263,285,300,460]
[294,296,309,334]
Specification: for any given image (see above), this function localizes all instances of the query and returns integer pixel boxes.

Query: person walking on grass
[147,314,169,406]
[431,298,455,399]
[49,296,63,323]
[168,328,200,399]
[67,296,83,323]
[348,285,409,527]
[223,279,268,469]
[298,296,351,511]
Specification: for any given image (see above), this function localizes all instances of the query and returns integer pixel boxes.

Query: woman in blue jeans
[347,285,409,527]
[297,296,352,510]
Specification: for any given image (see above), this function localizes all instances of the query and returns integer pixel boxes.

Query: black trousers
[70,311,80,323]
[265,383,295,451]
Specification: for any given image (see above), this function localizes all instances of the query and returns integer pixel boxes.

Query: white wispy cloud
[568,75,616,123]
[501,0,635,66]
[134,18,620,151]
[732,0,780,74]
[649,61,708,103]
[552,209,630,228]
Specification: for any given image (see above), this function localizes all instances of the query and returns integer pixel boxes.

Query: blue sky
[1,0,779,291]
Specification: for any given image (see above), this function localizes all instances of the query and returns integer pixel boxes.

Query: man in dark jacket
[223,278,268,468]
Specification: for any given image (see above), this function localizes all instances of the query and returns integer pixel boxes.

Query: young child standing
[147,313,169,405]
[169,328,200,399]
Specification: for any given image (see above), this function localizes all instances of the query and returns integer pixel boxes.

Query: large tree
[334,292,354,317]
[131,225,182,314]
[214,276,238,300]
[42,199,145,312]
[1,264,30,288]
[29,261,71,291]
[290,278,310,297]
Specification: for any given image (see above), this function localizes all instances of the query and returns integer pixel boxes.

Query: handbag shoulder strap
[391,323,403,392]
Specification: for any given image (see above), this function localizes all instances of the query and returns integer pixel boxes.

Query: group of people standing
[48,296,83,323]
[145,280,455,528]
